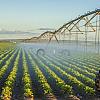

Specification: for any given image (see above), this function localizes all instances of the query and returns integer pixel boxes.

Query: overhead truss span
[25,9,100,44]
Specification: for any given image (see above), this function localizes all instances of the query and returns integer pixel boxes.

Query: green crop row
[22,50,34,99]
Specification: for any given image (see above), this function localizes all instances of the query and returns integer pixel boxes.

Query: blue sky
[0,0,99,39]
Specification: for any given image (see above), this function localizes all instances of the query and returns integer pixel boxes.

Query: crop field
[0,42,100,100]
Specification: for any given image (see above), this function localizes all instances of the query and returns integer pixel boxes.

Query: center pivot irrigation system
[24,9,100,55]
